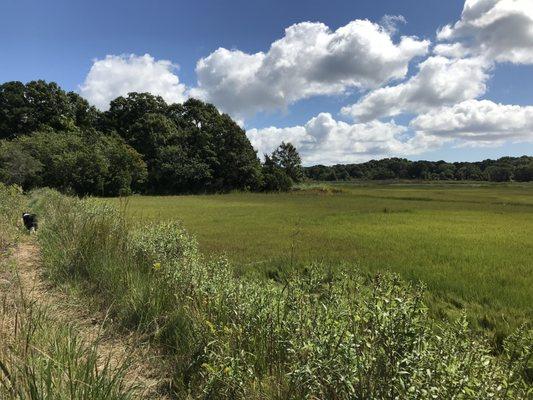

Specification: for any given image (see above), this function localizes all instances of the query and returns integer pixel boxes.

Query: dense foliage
[305,156,533,182]
[261,142,303,192]
[31,189,533,399]
[0,130,147,196]
[0,81,300,195]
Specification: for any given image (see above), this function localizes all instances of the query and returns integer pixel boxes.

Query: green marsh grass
[110,182,533,334]
[30,188,533,399]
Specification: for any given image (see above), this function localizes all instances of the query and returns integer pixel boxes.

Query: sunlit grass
[111,182,533,332]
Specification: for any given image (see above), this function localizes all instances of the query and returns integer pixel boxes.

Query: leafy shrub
[31,190,533,399]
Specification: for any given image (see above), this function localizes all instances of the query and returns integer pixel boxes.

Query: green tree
[456,165,484,180]
[261,154,292,192]
[514,164,533,182]
[485,165,512,182]
[0,140,43,188]
[103,95,262,193]
[0,80,100,138]
[150,145,212,193]
[101,92,169,138]
[6,130,146,196]
[271,142,303,183]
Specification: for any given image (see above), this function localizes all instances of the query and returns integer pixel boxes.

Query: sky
[1,0,533,165]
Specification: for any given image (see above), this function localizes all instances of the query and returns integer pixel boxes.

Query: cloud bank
[247,113,443,165]
[437,0,533,64]
[341,56,491,121]
[411,100,533,144]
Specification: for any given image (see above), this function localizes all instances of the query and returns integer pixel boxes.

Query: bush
[31,190,533,399]
[261,166,293,192]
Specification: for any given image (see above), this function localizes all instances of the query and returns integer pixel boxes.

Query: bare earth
[0,239,171,398]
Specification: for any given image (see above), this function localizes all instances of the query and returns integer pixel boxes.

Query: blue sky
[1,0,533,165]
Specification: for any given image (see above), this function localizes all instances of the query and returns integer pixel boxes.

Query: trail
[0,239,171,398]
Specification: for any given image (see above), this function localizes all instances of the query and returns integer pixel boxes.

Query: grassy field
[111,182,533,331]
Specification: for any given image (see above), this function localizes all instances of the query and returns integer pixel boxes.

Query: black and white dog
[22,212,38,233]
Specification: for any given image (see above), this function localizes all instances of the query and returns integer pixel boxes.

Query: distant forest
[304,156,533,182]
[0,80,302,195]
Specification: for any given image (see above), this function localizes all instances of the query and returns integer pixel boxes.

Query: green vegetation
[0,130,147,196]
[113,182,533,335]
[24,187,532,398]
[2,80,533,199]
[0,184,134,399]
[305,156,533,182]
[0,80,301,195]
[0,305,134,400]
[0,184,23,251]
[1,79,532,398]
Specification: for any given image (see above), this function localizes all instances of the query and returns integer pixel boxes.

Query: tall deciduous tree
[271,142,303,183]
[0,80,100,138]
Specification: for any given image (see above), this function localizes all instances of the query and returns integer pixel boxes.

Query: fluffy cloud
[437,0,533,64]
[340,0,533,125]
[247,113,442,165]
[411,99,533,144]
[191,20,429,118]
[342,56,490,121]
[80,54,187,110]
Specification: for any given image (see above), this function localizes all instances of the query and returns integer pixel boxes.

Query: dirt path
[1,239,172,398]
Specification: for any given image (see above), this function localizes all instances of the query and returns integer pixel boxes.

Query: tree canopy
[0,80,286,195]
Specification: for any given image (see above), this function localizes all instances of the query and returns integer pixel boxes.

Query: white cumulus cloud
[340,0,533,126]
[411,99,533,144]
[191,20,429,119]
[247,113,442,165]
[80,54,187,110]
[437,0,533,64]
[342,56,491,121]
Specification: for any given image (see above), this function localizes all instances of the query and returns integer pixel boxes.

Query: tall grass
[32,189,532,399]
[0,303,134,399]
[0,185,135,399]
[0,183,24,252]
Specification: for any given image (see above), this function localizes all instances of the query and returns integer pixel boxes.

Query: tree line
[0,80,303,195]
[2,81,530,195]
[305,156,533,183]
